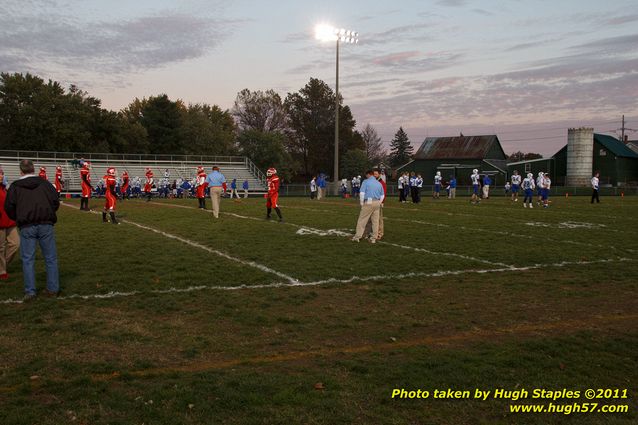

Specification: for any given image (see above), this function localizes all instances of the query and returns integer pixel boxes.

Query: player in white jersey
[541,172,551,208]
[536,172,544,205]
[470,169,481,204]
[433,171,442,199]
[522,173,535,208]
[511,170,522,202]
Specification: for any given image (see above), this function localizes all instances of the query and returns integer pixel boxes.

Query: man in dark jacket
[4,160,60,300]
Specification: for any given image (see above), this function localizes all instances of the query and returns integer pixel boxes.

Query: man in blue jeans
[4,159,60,301]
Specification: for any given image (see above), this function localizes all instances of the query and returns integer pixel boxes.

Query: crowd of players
[29,161,604,227]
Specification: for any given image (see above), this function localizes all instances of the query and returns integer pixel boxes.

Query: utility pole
[621,115,625,143]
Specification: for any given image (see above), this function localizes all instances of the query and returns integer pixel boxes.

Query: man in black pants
[591,172,600,204]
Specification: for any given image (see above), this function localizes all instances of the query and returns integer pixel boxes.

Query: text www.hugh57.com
[510,403,629,415]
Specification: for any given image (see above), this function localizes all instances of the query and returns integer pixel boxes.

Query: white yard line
[2,258,632,305]
[61,203,299,284]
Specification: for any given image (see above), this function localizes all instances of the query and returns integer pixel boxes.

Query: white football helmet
[436,171,441,177]
[266,167,276,177]
[472,169,478,174]
[527,173,533,179]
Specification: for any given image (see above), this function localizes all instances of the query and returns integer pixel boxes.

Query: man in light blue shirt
[352,169,384,244]
[205,166,226,218]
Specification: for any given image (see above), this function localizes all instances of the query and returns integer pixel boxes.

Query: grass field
[0,194,637,424]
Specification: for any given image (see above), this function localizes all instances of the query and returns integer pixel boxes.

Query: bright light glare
[315,24,337,41]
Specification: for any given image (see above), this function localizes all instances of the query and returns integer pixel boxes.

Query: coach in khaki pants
[205,166,226,219]
[352,170,384,244]
[0,170,19,280]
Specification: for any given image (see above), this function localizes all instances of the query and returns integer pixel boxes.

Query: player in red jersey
[265,167,283,222]
[120,170,130,200]
[54,166,64,198]
[102,167,119,224]
[144,168,154,202]
[39,167,48,180]
[80,162,92,210]
[195,166,208,209]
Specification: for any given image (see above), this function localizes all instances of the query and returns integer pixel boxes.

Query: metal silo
[565,127,594,186]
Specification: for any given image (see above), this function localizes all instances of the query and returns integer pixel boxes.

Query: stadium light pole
[315,24,359,192]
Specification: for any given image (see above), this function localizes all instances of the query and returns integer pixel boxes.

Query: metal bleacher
[0,151,268,195]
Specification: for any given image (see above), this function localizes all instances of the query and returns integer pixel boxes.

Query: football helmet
[266,168,277,177]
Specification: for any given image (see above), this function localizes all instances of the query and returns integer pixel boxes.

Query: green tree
[138,94,184,154]
[340,149,369,179]
[388,127,413,167]
[284,78,357,177]
[236,129,295,181]
[507,151,543,163]
[181,103,237,156]
[232,89,287,133]
[360,123,386,166]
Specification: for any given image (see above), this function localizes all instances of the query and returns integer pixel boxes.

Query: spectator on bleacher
[243,179,249,199]
[205,166,227,219]
[4,160,60,300]
[132,176,141,197]
[180,179,192,199]
[0,169,19,281]
[229,178,239,199]
[310,176,317,200]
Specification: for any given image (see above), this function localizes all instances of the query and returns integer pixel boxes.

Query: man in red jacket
[80,162,92,210]
[265,167,283,222]
[0,169,19,280]
[102,167,119,225]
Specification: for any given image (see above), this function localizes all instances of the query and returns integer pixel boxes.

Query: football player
[39,166,48,180]
[120,170,130,200]
[102,167,120,224]
[265,168,283,222]
[80,162,92,210]
[511,170,521,202]
[195,166,208,209]
[144,168,154,202]
[522,172,535,208]
[470,169,481,205]
[54,166,64,198]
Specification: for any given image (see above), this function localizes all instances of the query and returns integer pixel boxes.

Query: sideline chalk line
[2,257,632,305]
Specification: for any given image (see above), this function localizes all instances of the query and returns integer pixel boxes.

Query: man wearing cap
[205,166,227,219]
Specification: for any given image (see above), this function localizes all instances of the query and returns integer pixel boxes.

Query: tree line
[0,72,426,180]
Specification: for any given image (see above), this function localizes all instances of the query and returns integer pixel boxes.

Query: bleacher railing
[0,150,246,164]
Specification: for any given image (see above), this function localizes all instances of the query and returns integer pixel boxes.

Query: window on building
[599,149,606,156]
[525,163,531,173]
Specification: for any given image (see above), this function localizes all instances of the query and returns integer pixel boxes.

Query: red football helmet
[56,166,62,171]
[145,168,153,176]
[40,166,46,172]
[197,166,204,173]
[122,170,128,176]
[107,167,116,176]
[266,167,277,177]
[83,162,91,169]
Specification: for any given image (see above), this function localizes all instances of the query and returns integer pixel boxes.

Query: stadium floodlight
[314,23,359,189]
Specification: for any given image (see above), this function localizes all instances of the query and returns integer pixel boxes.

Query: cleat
[351,237,360,243]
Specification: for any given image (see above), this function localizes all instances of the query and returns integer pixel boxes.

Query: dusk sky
[2,0,637,156]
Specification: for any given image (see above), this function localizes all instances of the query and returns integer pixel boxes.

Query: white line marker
[2,258,631,305]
